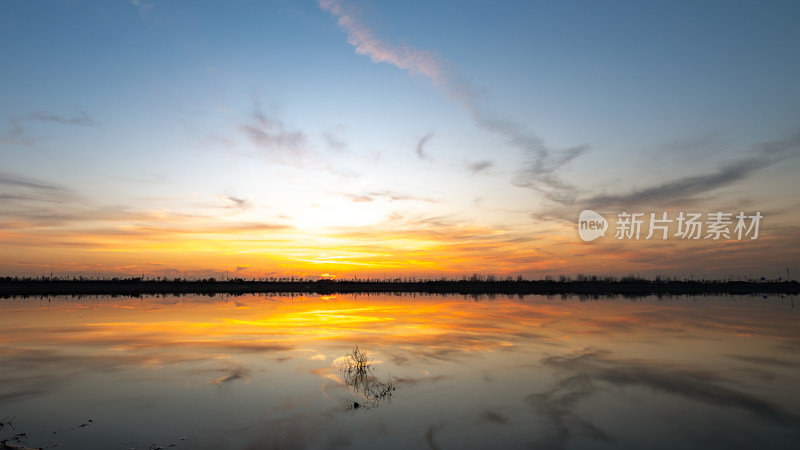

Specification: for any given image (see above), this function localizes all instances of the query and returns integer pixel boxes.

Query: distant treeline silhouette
[0,274,797,297]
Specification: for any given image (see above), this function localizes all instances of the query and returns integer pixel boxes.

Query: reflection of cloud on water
[615,306,798,345]
[392,375,449,387]
[726,354,800,369]
[223,400,389,450]
[527,348,800,448]
[210,365,251,386]
[0,335,286,403]
[0,372,74,403]
[330,331,532,364]
[526,372,614,449]
[239,413,332,450]
[236,408,379,450]
[425,422,445,450]
[127,339,294,354]
[545,349,800,425]
[3,295,799,447]
[105,394,159,410]
[478,407,509,425]
[0,347,153,402]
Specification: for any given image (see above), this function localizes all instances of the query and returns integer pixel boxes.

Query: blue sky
[1,0,799,279]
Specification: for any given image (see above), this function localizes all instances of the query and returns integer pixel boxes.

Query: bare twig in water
[340,346,396,411]
[1,415,70,450]
[0,418,14,431]
[342,345,372,373]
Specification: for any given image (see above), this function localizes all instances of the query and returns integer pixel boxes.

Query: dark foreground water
[1,294,798,449]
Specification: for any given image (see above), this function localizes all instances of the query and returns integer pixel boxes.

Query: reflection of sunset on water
[1,294,798,448]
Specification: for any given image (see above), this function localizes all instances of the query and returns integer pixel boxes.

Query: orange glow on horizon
[1,210,796,280]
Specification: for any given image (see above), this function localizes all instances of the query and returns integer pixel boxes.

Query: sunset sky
[1,0,799,279]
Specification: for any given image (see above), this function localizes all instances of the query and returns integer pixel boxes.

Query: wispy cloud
[223,194,251,210]
[513,144,589,204]
[0,137,34,147]
[584,134,800,209]
[527,132,800,225]
[6,109,95,144]
[342,193,374,203]
[318,0,450,84]
[341,190,437,203]
[467,160,494,174]
[415,131,435,161]
[0,170,293,258]
[29,110,94,127]
[239,100,309,159]
[0,171,78,203]
[649,132,728,163]
[129,0,154,19]
[318,0,588,204]
[322,129,347,152]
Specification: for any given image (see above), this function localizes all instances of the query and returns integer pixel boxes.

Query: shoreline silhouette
[0,277,797,297]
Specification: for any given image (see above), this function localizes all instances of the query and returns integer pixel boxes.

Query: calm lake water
[1,294,798,449]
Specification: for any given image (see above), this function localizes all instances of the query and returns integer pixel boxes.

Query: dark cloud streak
[0,172,78,203]
[584,134,800,208]
[467,160,494,174]
[416,131,435,161]
[239,100,309,159]
[7,109,94,140]
[224,195,250,210]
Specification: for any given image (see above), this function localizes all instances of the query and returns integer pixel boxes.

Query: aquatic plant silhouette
[340,346,395,411]
[0,418,14,432]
